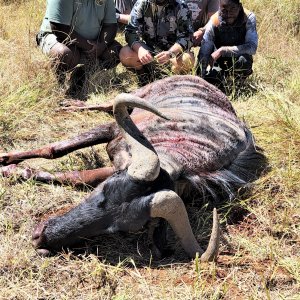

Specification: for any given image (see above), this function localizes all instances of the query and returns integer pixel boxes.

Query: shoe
[65,66,87,100]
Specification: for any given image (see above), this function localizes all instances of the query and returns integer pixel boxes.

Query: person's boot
[65,66,87,100]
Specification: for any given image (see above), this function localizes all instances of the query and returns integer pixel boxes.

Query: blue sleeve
[199,19,215,60]
[199,19,215,76]
[125,0,145,47]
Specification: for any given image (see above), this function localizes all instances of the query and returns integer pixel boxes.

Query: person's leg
[100,40,122,69]
[120,45,156,86]
[199,57,225,89]
[209,55,253,92]
[39,33,81,79]
[39,33,83,94]
[49,43,80,72]
[119,45,144,70]
[218,55,253,78]
[233,54,253,78]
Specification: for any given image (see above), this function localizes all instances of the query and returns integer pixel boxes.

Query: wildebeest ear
[150,190,220,261]
[113,93,169,182]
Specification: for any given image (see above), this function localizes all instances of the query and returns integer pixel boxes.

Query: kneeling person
[37,0,122,98]
[119,0,194,84]
[198,0,258,86]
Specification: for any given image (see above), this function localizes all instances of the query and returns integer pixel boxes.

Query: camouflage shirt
[125,0,193,51]
[185,0,219,31]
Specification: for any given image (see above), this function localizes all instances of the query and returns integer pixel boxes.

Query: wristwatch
[168,50,177,59]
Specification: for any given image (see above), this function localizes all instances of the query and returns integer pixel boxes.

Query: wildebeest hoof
[0,153,10,165]
[32,222,48,249]
[0,164,17,176]
[36,248,51,257]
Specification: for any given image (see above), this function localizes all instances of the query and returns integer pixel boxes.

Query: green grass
[0,0,299,299]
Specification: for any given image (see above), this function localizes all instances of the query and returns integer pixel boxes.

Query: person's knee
[119,46,132,64]
[119,46,141,69]
[50,43,79,70]
[236,55,253,75]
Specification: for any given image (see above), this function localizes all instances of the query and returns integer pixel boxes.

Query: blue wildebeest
[0,75,267,261]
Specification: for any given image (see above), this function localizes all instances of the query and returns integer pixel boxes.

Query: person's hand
[193,29,205,46]
[154,51,172,64]
[85,40,104,59]
[209,48,223,66]
[137,47,153,65]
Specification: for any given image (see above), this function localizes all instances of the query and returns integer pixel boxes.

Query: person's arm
[116,12,131,25]
[50,22,93,51]
[132,42,154,65]
[155,3,193,65]
[155,43,183,64]
[174,2,193,53]
[115,0,134,23]
[125,0,144,48]
[214,12,258,57]
[85,23,118,58]
[198,20,215,77]
[125,0,154,65]
[85,0,118,58]
[193,0,219,46]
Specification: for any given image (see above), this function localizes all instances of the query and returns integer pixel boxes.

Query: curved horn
[113,93,169,181]
[150,190,220,261]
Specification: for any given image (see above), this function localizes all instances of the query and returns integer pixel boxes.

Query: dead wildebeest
[0,75,267,261]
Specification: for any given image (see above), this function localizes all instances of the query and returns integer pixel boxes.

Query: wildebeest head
[32,93,220,261]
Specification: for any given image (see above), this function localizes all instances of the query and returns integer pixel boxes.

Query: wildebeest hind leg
[0,164,114,187]
[0,122,117,165]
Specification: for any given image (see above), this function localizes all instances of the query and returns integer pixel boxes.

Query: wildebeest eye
[97,194,107,208]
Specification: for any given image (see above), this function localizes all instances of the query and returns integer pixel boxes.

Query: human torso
[41,0,114,40]
[136,0,190,50]
[212,10,248,48]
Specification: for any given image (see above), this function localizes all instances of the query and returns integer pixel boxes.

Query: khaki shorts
[37,33,58,55]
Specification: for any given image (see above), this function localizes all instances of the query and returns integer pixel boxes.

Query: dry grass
[0,0,300,299]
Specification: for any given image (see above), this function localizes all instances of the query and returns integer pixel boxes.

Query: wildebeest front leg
[0,164,114,187]
[0,122,117,165]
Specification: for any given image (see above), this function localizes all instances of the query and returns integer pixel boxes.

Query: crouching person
[119,0,195,86]
[197,0,258,89]
[36,0,122,99]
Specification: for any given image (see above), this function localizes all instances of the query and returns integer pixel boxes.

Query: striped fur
[123,75,266,200]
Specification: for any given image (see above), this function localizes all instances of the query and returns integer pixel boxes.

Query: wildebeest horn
[114,93,169,181]
[150,190,220,261]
